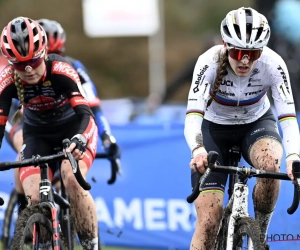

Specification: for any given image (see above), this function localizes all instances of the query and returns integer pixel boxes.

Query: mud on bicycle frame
[187,146,300,249]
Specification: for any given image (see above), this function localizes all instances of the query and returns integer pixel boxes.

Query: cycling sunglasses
[227,47,262,61]
[9,49,46,71]
[10,57,44,71]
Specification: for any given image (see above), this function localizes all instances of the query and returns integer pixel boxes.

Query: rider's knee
[249,138,283,171]
[21,172,40,205]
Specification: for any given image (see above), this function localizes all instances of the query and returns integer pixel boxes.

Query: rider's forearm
[279,117,300,161]
[184,113,204,153]
[90,106,111,137]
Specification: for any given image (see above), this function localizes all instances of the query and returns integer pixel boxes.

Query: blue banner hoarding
[0,122,299,249]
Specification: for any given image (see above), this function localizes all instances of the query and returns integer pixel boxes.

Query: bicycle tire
[214,195,235,250]
[215,205,232,250]
[10,205,54,249]
[1,188,18,249]
[232,217,265,250]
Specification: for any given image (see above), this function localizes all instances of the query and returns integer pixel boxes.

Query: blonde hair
[206,50,229,108]
[12,71,24,124]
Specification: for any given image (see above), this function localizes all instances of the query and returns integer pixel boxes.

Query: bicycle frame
[187,150,300,250]
[37,163,62,248]
[226,146,254,249]
[225,181,253,249]
[0,146,118,249]
[0,139,89,249]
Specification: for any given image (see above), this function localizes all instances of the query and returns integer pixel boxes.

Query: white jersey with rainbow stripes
[185,45,300,159]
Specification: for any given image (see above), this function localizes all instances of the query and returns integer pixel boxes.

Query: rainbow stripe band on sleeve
[186,109,204,118]
[278,113,297,122]
[201,188,224,194]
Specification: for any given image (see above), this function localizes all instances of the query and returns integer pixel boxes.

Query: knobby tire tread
[233,217,265,250]
[10,205,53,249]
[215,206,231,250]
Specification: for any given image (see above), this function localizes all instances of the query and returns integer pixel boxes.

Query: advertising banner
[0,123,299,249]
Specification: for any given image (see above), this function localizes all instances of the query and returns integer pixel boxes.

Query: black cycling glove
[70,134,87,153]
[101,132,121,160]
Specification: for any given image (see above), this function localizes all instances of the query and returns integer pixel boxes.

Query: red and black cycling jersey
[0,53,95,144]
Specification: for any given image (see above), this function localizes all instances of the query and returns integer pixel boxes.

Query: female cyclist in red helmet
[3,18,119,228]
[0,17,99,249]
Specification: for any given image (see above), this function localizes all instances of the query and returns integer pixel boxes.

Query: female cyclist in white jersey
[184,7,300,249]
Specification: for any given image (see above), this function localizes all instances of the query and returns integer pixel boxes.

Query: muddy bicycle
[0,147,119,249]
[0,138,120,249]
[187,148,300,250]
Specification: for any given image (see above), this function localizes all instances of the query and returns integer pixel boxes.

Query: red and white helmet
[221,7,270,49]
[37,19,66,54]
[0,17,47,62]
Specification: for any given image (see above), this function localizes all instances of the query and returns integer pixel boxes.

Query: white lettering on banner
[94,197,195,232]
[0,194,196,232]
[145,199,167,230]
[114,198,143,229]
[167,199,192,231]
[95,197,114,228]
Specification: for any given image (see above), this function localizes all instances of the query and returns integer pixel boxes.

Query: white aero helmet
[220,7,270,49]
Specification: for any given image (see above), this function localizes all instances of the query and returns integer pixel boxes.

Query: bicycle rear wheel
[10,205,54,249]
[233,217,265,250]
[1,189,18,249]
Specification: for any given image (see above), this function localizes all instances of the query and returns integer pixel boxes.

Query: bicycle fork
[39,163,62,249]
[226,182,254,250]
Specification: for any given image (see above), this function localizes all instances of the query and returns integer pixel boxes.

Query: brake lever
[62,138,78,173]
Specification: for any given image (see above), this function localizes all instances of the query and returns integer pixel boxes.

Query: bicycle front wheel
[233,217,265,250]
[10,205,54,250]
[215,204,233,250]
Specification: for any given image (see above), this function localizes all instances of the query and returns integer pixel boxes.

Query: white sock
[38,241,52,250]
[255,209,273,240]
[81,237,98,250]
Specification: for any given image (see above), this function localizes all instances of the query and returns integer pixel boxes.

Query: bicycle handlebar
[186,151,300,215]
[0,153,65,170]
[95,153,121,185]
[62,139,91,190]
[287,160,300,214]
[0,139,91,191]
[0,139,121,192]
[186,151,218,203]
